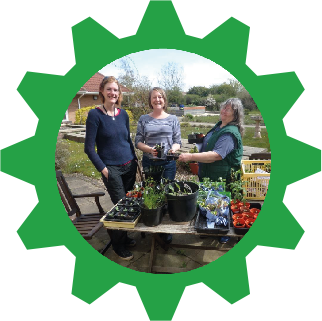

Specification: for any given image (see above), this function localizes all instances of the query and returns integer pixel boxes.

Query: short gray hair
[220,98,245,137]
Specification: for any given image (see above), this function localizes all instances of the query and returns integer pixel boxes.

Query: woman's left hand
[178,153,193,162]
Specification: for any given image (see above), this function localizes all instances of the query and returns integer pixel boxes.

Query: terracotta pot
[233,218,245,228]
[196,133,205,139]
[231,205,240,213]
[245,218,255,228]
[238,202,250,208]
[231,200,240,206]
[253,213,258,219]
[240,206,251,213]
[242,213,254,220]
[232,214,244,220]
[189,162,199,175]
[250,208,260,215]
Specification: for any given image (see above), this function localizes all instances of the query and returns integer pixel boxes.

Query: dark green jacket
[199,121,243,182]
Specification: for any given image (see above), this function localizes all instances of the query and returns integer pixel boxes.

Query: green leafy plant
[228,169,246,204]
[142,177,166,209]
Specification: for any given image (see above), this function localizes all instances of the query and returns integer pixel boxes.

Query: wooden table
[100,212,246,273]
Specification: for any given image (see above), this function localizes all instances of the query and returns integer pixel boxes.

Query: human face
[101,81,119,105]
[220,104,235,124]
[151,90,165,110]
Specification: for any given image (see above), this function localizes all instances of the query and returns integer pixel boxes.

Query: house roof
[79,72,130,93]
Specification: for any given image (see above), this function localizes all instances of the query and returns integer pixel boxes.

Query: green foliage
[142,177,166,209]
[167,86,185,105]
[75,105,96,124]
[180,122,189,127]
[228,169,246,203]
[185,113,194,120]
[187,86,209,97]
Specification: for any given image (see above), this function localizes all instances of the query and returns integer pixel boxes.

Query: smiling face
[220,103,235,124]
[150,90,165,110]
[101,81,119,106]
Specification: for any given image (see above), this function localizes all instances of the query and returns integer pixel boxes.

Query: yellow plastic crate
[241,160,271,200]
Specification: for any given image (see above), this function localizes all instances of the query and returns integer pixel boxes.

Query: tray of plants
[231,202,261,235]
[166,151,180,161]
[194,179,232,233]
[188,133,205,144]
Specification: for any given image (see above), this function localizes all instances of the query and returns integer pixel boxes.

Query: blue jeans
[142,156,176,180]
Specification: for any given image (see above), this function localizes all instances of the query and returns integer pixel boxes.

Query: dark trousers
[102,160,137,250]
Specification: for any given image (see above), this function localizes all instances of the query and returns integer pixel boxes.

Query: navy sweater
[84,108,136,172]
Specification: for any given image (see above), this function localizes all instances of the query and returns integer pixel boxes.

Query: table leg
[148,234,156,273]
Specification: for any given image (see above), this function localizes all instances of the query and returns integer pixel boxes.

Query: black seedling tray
[166,153,180,160]
[231,202,261,235]
[118,197,143,207]
[104,208,140,222]
[195,208,230,234]
[188,137,204,144]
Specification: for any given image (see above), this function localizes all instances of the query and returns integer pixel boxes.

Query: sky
[99,49,235,91]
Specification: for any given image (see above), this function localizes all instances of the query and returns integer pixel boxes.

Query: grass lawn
[182,110,264,125]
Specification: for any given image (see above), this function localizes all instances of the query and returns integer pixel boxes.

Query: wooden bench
[56,170,107,241]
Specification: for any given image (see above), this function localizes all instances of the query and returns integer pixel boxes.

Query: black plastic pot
[165,181,199,222]
[140,204,164,227]
[143,166,164,183]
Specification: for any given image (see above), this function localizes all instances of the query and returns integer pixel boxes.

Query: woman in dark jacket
[85,76,137,260]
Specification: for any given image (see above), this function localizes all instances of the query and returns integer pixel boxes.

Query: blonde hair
[148,87,168,110]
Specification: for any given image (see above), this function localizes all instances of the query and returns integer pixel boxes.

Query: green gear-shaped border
[1,1,321,320]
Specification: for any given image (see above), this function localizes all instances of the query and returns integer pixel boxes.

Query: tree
[167,86,185,105]
[158,62,184,91]
[187,86,209,97]
[115,56,152,119]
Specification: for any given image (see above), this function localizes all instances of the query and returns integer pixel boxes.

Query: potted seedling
[140,177,166,227]
[228,169,247,206]
[154,143,165,158]
[233,218,246,228]
[245,218,255,228]
[165,181,199,222]
[188,145,199,175]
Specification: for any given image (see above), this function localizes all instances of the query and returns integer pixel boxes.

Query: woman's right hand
[101,167,109,179]
[150,147,157,157]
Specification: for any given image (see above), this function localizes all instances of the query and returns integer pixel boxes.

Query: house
[64,72,131,123]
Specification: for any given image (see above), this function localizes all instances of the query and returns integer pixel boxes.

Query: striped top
[135,114,181,158]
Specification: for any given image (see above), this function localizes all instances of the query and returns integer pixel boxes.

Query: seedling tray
[166,153,180,160]
[188,137,204,144]
[231,202,261,235]
[194,208,230,234]
[100,202,141,228]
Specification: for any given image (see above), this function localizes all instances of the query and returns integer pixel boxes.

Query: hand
[101,167,109,179]
[150,147,157,157]
[178,153,193,162]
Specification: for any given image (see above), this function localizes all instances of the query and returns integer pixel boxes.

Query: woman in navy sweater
[85,76,137,261]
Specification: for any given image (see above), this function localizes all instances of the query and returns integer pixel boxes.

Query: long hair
[220,98,245,137]
[99,76,123,106]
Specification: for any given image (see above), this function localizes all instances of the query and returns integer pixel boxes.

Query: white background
[0,0,321,320]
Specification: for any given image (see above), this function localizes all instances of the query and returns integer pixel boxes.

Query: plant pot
[231,205,240,213]
[253,213,258,219]
[189,162,199,175]
[165,181,199,222]
[143,166,164,183]
[196,133,205,139]
[238,202,250,208]
[233,218,245,228]
[240,206,251,213]
[231,199,240,206]
[232,214,244,220]
[245,218,255,228]
[250,208,260,215]
[188,134,197,140]
[242,213,253,220]
[140,205,164,227]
